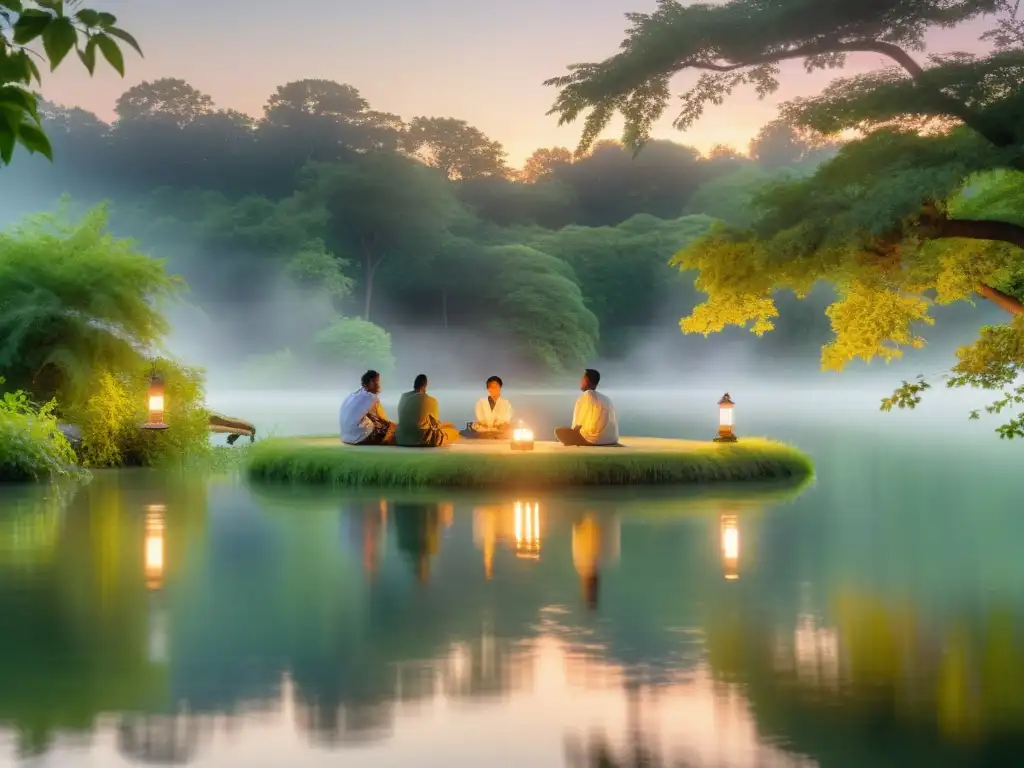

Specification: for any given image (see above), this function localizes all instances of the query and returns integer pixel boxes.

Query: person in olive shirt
[396,374,461,447]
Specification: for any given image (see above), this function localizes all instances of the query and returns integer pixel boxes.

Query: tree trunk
[937,216,1024,251]
[362,240,383,321]
[363,260,375,321]
[975,283,1024,316]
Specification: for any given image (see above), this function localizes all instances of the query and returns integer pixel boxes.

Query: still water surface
[1,387,1023,767]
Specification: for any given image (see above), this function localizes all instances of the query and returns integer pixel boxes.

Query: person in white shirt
[339,369,396,445]
[461,375,514,439]
[555,368,620,447]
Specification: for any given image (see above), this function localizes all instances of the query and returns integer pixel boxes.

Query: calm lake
[2,385,1023,767]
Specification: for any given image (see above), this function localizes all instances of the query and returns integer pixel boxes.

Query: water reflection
[117,713,202,764]
[392,502,445,583]
[572,513,620,611]
[720,514,739,581]
[3,474,1024,766]
[472,500,546,580]
[144,504,166,591]
[514,501,541,559]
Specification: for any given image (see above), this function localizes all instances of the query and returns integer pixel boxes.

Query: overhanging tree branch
[685,38,1013,146]
[975,282,1024,315]
[936,217,1024,250]
[685,39,926,79]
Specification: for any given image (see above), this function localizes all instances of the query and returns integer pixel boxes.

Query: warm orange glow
[721,514,739,581]
[148,393,165,413]
[513,428,533,442]
[513,501,540,559]
[719,405,733,428]
[145,504,166,590]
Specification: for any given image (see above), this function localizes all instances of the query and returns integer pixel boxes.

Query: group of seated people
[338,368,620,448]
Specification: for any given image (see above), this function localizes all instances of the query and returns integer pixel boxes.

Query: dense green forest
[1,75,857,385]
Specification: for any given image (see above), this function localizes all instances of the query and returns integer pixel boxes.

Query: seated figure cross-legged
[339,369,397,446]
[460,375,513,439]
[555,368,620,447]
[396,374,461,448]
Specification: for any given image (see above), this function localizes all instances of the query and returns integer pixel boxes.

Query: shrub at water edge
[0,203,213,468]
[0,380,86,483]
[71,357,211,468]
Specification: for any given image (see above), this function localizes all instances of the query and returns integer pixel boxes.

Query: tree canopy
[401,117,509,180]
[0,204,180,401]
[548,0,1024,435]
[545,0,1007,152]
[5,54,981,390]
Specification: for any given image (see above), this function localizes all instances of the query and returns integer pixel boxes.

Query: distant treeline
[3,77,860,379]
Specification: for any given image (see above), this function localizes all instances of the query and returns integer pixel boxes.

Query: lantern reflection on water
[720,514,739,581]
[513,501,540,559]
[145,504,166,591]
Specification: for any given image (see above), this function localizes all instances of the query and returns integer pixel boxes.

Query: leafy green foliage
[684,165,779,227]
[0,202,181,403]
[529,214,714,356]
[292,154,463,319]
[483,245,599,374]
[518,147,573,182]
[881,318,1024,439]
[0,203,212,466]
[310,317,396,374]
[545,0,1024,437]
[114,78,213,124]
[780,49,1024,144]
[748,119,842,169]
[545,0,1001,152]
[674,150,1024,437]
[112,189,350,355]
[401,117,509,181]
[71,356,211,467]
[0,378,83,482]
[284,240,353,299]
[0,2,140,164]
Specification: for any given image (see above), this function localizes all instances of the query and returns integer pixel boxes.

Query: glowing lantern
[720,514,739,581]
[511,422,534,451]
[141,375,169,430]
[713,392,737,443]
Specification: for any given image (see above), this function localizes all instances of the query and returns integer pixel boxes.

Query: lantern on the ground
[713,392,737,443]
[720,514,739,581]
[511,423,534,451]
[141,375,169,430]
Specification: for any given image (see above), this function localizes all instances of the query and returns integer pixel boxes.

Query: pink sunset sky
[39,0,992,166]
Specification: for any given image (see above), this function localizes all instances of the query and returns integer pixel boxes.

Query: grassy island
[244,436,814,489]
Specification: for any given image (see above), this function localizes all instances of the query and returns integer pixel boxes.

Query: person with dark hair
[555,368,620,447]
[396,374,460,447]
[339,369,396,446]
[461,375,514,439]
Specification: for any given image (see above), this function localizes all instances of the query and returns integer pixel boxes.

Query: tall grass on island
[245,437,815,488]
